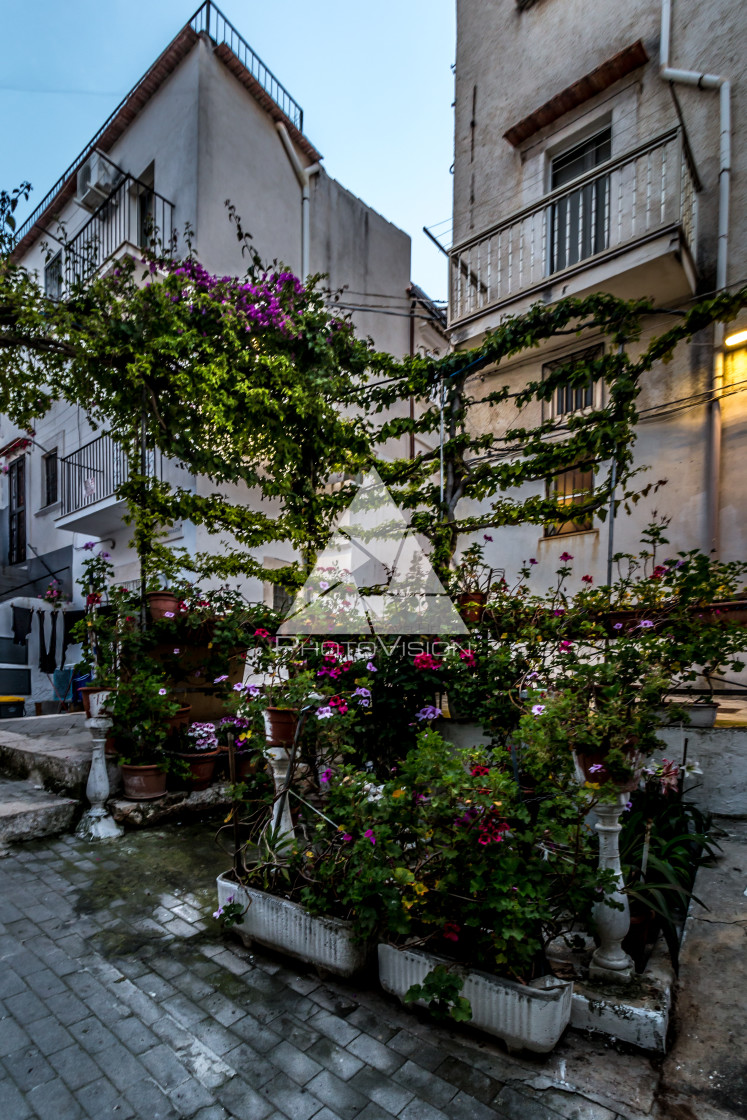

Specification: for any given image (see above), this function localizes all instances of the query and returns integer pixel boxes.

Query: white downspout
[660,0,731,556]
[276,122,321,280]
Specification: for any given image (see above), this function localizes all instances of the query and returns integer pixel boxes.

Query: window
[272,582,293,616]
[544,345,603,418]
[44,253,63,300]
[43,450,58,506]
[545,462,594,537]
[550,127,611,274]
[8,457,26,564]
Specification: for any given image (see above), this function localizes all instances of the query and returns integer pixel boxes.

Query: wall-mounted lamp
[724,329,747,348]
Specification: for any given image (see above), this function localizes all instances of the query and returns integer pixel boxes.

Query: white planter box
[378,943,573,1053]
[217,872,369,977]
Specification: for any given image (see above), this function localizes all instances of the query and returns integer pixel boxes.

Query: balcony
[65,175,174,290]
[57,434,161,534]
[449,129,698,332]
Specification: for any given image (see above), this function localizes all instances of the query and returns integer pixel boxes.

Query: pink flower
[320,768,333,784]
[559,640,573,651]
[364,829,376,845]
[254,628,270,638]
[459,649,476,667]
[342,833,353,843]
[531,704,545,716]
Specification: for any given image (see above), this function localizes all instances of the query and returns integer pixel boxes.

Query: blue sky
[1,0,456,300]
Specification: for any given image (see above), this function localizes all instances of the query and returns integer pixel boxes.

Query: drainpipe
[276,122,321,280]
[660,0,731,556]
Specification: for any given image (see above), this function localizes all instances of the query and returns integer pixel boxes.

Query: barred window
[545,463,594,537]
[544,344,603,418]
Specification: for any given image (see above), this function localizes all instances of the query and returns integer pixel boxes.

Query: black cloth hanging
[38,610,58,674]
[12,606,33,646]
[61,609,85,667]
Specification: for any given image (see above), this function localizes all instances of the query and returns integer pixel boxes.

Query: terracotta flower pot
[457,591,487,624]
[80,685,110,717]
[165,705,191,732]
[173,749,220,791]
[574,749,641,793]
[264,707,298,748]
[120,763,168,801]
[147,591,180,621]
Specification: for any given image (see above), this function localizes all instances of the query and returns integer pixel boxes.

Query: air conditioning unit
[76,151,123,212]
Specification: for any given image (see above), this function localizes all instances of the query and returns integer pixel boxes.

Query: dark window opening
[44,253,63,300]
[545,462,594,537]
[550,128,611,273]
[8,457,26,565]
[272,582,293,616]
[43,451,58,506]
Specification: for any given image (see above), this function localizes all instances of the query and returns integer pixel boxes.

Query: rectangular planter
[377,943,573,1053]
[217,872,369,977]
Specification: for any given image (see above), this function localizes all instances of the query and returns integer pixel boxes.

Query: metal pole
[227,729,241,877]
[606,454,617,589]
[439,377,445,509]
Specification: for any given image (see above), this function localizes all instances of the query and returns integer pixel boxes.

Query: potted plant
[110,666,184,800]
[253,727,602,1050]
[170,721,221,790]
[451,541,503,624]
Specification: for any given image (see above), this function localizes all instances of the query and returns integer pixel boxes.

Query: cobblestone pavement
[0,821,661,1120]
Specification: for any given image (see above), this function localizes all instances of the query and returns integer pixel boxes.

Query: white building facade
[449,0,747,585]
[0,3,446,705]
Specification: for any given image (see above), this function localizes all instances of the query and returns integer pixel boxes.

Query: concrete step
[0,716,120,798]
[0,777,77,847]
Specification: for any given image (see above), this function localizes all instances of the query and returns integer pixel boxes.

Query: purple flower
[158,688,167,696]
[319,580,329,590]
[100,551,110,559]
[364,829,376,846]
[214,675,229,683]
[353,687,371,699]
[638,620,655,629]
[613,622,623,630]
[366,661,377,672]
[588,763,605,773]
[316,706,334,720]
[531,704,545,716]
[164,611,175,618]
[173,648,180,655]
[559,552,574,562]
[529,558,538,565]
[483,533,493,542]
[212,907,224,919]
[83,541,96,551]
[416,705,442,721]
[342,832,353,843]
[233,682,244,692]
[526,671,539,680]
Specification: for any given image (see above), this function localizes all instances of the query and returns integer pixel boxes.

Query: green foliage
[404,965,472,1024]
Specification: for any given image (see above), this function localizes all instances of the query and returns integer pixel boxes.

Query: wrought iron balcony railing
[450,128,697,326]
[64,175,174,289]
[60,434,160,519]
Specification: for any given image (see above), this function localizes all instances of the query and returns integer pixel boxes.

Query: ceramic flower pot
[457,591,487,624]
[573,749,642,792]
[147,591,180,621]
[377,943,573,1053]
[263,707,298,748]
[216,872,370,977]
[173,749,220,790]
[120,763,167,801]
[80,686,112,718]
[164,704,191,732]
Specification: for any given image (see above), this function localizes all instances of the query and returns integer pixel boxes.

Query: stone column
[76,691,123,841]
[589,793,634,983]
[267,746,294,840]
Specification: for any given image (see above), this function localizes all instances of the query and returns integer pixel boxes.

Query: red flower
[581,574,593,584]
[559,552,574,562]
[470,764,490,777]
[651,565,667,580]
[443,921,460,942]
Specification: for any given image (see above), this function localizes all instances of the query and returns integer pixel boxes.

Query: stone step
[0,777,77,847]
[0,718,120,798]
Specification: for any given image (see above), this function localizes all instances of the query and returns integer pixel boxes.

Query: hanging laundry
[38,610,58,674]
[61,609,85,666]
[12,605,34,646]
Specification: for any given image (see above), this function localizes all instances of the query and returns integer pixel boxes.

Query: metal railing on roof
[14,1,303,245]
[190,2,303,131]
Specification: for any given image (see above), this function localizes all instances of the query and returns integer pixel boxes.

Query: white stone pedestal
[267,746,294,840]
[77,700,123,841]
[590,794,634,984]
